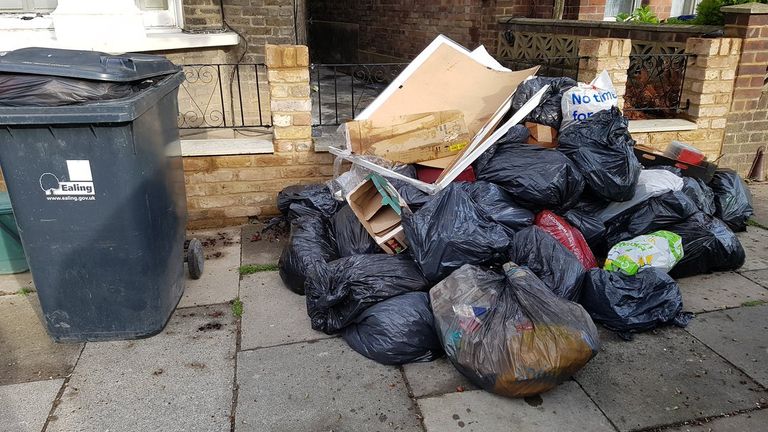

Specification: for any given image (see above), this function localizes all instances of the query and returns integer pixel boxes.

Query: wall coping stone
[721,3,768,14]
[497,17,723,34]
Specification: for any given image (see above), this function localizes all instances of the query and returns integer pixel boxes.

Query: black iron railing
[310,63,409,126]
[498,56,584,80]
[178,64,270,129]
[624,53,694,119]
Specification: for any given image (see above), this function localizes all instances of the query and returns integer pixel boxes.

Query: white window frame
[603,0,642,21]
[0,0,183,31]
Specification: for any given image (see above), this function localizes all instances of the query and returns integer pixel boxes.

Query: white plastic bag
[596,169,684,222]
[604,230,684,276]
[561,70,618,129]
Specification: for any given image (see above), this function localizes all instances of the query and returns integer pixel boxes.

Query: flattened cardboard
[356,35,537,137]
[344,110,470,164]
[346,175,410,254]
[526,122,558,148]
[329,84,550,194]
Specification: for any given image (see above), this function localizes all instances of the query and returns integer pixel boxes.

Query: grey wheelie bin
[0,48,187,342]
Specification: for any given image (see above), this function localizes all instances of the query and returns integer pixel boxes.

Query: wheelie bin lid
[0,48,184,125]
[0,47,180,82]
[0,192,11,214]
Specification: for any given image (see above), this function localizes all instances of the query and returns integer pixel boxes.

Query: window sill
[628,118,698,133]
[181,137,274,157]
[0,29,239,53]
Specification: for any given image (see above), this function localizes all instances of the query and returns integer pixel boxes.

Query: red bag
[534,210,597,269]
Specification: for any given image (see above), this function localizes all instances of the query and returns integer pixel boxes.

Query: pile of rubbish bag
[272,36,753,399]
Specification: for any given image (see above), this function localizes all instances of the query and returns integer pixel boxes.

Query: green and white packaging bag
[604,230,684,276]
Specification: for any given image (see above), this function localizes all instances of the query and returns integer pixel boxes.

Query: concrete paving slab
[0,379,63,432]
[575,328,765,432]
[660,408,768,431]
[179,228,241,308]
[241,223,286,266]
[235,337,421,432]
[46,305,236,432]
[0,271,33,296]
[677,271,768,313]
[0,294,82,386]
[747,183,768,228]
[736,228,768,271]
[738,268,768,290]
[402,357,477,398]
[418,382,615,432]
[239,270,333,350]
[686,305,768,388]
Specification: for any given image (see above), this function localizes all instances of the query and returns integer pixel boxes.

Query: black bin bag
[402,183,511,283]
[305,254,430,334]
[342,292,442,365]
[278,216,338,295]
[473,124,530,174]
[476,141,585,212]
[581,267,692,335]
[466,182,534,236]
[331,206,380,257]
[709,169,753,232]
[277,183,341,221]
[682,177,716,216]
[667,212,745,278]
[0,74,136,106]
[558,107,642,202]
[508,226,586,301]
[430,263,599,398]
[510,76,577,129]
[602,190,699,249]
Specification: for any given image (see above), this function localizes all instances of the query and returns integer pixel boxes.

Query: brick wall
[720,4,768,175]
[307,0,556,63]
[632,37,740,161]
[183,152,335,228]
[183,44,333,229]
[181,0,302,64]
[646,0,673,20]
[565,0,607,21]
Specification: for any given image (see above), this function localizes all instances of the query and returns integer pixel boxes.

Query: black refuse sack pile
[274,75,754,399]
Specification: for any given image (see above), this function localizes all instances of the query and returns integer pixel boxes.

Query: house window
[670,0,701,17]
[0,0,181,29]
[604,0,641,20]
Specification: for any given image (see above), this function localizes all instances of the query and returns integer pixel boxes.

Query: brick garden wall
[307,0,557,63]
[720,4,768,176]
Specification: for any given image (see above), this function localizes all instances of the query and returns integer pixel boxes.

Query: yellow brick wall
[183,152,335,229]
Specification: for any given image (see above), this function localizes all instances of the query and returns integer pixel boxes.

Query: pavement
[2,186,768,432]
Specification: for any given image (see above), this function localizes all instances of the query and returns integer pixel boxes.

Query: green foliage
[238,263,278,275]
[231,298,243,318]
[617,5,660,24]
[665,17,688,24]
[16,287,32,296]
[741,299,767,307]
[694,0,768,26]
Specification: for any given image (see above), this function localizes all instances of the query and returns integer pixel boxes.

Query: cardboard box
[526,122,558,148]
[346,174,409,255]
[634,145,717,182]
[344,110,470,164]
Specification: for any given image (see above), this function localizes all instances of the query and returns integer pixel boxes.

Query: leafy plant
[16,287,33,296]
[617,6,660,24]
[231,298,243,318]
[693,0,768,26]
[238,263,278,275]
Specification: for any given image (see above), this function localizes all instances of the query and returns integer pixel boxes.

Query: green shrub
[694,0,768,26]
[618,5,660,24]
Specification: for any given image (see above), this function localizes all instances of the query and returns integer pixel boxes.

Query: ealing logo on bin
[39,160,96,202]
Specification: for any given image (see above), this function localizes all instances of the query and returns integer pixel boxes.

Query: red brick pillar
[720,3,768,174]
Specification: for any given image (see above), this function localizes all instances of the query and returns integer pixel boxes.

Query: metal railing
[310,63,409,126]
[177,63,271,129]
[498,56,583,80]
[624,53,694,119]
